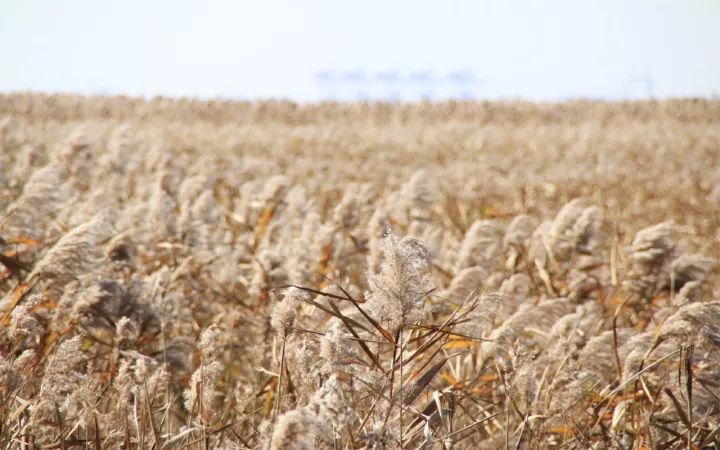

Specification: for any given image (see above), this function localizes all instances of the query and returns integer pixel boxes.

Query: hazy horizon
[2,0,719,101]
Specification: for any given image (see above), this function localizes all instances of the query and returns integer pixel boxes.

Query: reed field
[1,93,719,449]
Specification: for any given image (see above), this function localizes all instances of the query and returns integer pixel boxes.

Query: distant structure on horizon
[314,69,483,101]
[314,70,665,101]
[623,75,655,99]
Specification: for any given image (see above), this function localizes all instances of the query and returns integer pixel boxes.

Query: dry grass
[0,93,718,449]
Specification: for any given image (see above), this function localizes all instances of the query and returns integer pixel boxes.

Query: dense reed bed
[0,94,718,448]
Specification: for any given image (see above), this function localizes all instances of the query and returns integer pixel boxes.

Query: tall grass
[0,94,718,448]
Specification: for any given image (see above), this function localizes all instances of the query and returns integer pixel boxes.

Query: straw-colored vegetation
[0,93,719,449]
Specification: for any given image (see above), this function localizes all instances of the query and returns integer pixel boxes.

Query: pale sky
[1,0,718,101]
